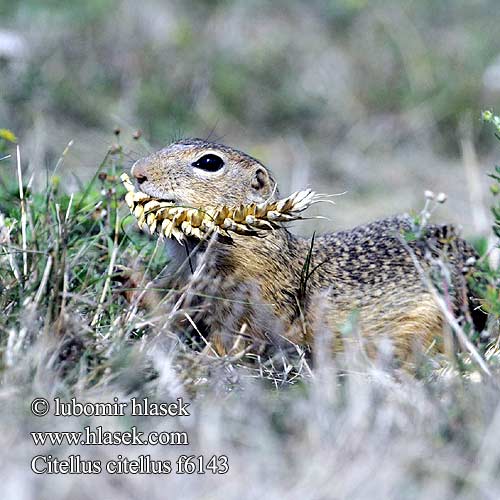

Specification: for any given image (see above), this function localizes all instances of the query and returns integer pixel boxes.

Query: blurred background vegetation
[1,0,499,233]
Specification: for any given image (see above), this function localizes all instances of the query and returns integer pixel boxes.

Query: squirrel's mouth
[145,188,178,204]
[133,182,179,205]
[156,195,177,204]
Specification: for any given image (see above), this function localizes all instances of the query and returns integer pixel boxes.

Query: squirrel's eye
[191,154,224,172]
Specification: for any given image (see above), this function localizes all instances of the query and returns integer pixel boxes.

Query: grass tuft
[0,134,499,498]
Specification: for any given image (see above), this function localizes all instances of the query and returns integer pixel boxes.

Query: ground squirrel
[128,138,485,362]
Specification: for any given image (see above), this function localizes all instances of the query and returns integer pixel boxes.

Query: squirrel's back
[302,216,484,357]
[317,215,475,290]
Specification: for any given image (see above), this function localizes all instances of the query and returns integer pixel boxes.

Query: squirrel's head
[130,138,279,208]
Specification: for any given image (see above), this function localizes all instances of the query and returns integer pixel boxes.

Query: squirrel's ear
[251,168,271,194]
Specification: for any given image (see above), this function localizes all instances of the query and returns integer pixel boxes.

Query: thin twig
[16,145,27,280]
[399,235,491,377]
[34,255,53,306]
[91,203,121,327]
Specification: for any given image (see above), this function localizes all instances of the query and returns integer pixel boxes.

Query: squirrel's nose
[131,160,149,185]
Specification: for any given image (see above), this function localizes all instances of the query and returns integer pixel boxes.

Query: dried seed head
[436,192,448,204]
[120,172,327,243]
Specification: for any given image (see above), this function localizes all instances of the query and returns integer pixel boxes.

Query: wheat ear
[121,173,328,243]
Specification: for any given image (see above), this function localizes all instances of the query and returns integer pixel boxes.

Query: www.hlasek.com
[30,397,229,475]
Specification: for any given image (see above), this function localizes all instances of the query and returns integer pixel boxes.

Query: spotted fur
[128,138,484,363]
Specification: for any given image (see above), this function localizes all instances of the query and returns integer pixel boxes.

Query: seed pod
[189,209,204,228]
[162,219,173,238]
[232,205,246,223]
[125,192,135,209]
[246,203,256,216]
[134,205,144,219]
[146,212,156,226]
[267,211,281,221]
[171,227,185,244]
[216,206,230,225]
[255,202,268,218]
[181,220,192,236]
[191,227,204,239]
[144,200,161,213]
[223,218,235,230]
[276,198,290,212]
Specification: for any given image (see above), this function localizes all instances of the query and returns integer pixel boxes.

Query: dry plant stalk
[16,145,28,279]
[121,173,328,242]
